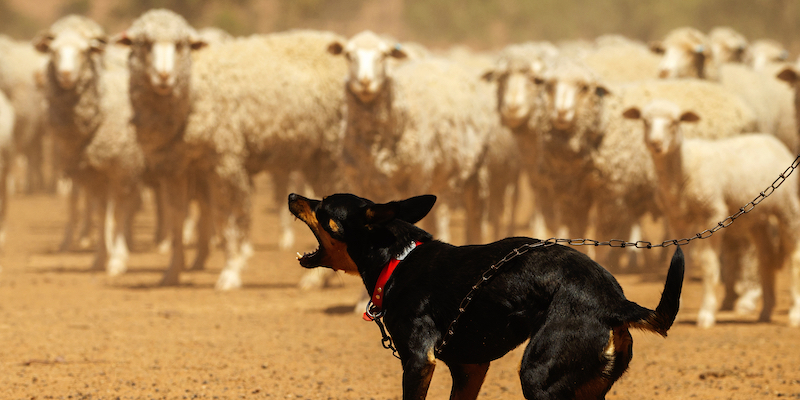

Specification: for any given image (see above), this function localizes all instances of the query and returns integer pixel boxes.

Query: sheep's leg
[271,172,293,251]
[89,188,109,272]
[790,248,800,327]
[463,175,483,245]
[160,176,188,286]
[59,183,81,252]
[108,186,138,277]
[696,241,721,328]
[0,155,8,250]
[189,177,213,271]
[153,184,171,252]
[434,203,452,244]
[214,166,252,291]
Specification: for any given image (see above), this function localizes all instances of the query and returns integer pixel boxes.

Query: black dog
[289,193,684,400]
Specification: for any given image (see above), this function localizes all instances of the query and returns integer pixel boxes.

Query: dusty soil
[1,177,799,399]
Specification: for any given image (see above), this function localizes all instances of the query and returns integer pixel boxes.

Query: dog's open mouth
[295,237,325,268]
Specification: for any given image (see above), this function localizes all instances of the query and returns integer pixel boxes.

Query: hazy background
[1,0,798,54]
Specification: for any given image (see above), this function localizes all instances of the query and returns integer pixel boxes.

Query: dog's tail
[623,246,685,337]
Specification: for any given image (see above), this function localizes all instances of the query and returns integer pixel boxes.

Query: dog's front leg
[401,345,437,400]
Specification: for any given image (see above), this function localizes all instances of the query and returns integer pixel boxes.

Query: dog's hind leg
[519,318,612,400]
[446,362,489,400]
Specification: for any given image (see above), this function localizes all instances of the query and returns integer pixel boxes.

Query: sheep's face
[483,62,544,129]
[117,31,206,96]
[328,32,407,104]
[35,30,105,90]
[655,44,708,79]
[623,101,700,156]
[777,64,798,88]
[652,29,709,79]
[747,42,789,72]
[709,28,747,64]
[543,76,606,131]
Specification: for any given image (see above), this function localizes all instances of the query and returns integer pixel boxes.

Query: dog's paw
[696,309,716,329]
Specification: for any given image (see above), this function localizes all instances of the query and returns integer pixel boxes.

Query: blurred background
[1,0,798,53]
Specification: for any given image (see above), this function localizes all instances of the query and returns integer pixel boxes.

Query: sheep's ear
[190,36,208,51]
[680,111,701,123]
[113,32,132,46]
[595,85,610,98]
[389,43,408,60]
[33,31,54,53]
[649,41,665,54]
[622,107,642,120]
[365,195,436,225]
[327,41,344,55]
[89,37,107,54]
[777,66,798,85]
[481,69,497,82]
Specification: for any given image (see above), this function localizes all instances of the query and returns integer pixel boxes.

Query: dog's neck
[354,222,433,297]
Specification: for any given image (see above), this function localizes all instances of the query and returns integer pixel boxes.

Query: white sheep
[34,15,145,276]
[327,30,499,245]
[481,42,560,238]
[709,26,748,64]
[745,39,789,73]
[0,90,14,249]
[623,98,800,328]
[0,34,51,194]
[582,35,663,84]
[652,27,798,153]
[119,9,347,289]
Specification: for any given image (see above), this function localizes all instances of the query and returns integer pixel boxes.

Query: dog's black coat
[289,193,684,400]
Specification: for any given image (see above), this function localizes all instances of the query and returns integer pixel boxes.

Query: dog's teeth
[296,252,303,259]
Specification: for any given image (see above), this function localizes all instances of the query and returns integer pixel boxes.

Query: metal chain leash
[433,152,800,356]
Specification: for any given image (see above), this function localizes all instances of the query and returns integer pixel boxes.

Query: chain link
[434,152,800,356]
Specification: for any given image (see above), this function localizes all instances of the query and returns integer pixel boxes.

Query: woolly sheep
[709,26,748,64]
[34,15,145,276]
[328,30,499,245]
[582,35,662,84]
[623,98,800,328]
[0,34,51,193]
[119,9,347,289]
[0,90,14,249]
[481,42,559,237]
[654,27,799,153]
[745,39,789,72]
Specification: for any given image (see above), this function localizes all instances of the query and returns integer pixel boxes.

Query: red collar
[363,241,423,321]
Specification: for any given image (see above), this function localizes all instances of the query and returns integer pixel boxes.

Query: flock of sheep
[1,10,800,329]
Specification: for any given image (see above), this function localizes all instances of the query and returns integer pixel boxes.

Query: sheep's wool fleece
[342,57,496,200]
[187,30,347,172]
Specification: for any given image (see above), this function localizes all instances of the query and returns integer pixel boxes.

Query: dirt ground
[1,177,799,400]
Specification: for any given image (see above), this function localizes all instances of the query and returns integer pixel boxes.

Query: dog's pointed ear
[365,195,437,225]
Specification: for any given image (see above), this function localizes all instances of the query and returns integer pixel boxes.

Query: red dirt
[1,177,799,399]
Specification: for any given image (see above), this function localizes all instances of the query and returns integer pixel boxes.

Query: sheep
[623,98,800,328]
[0,34,51,194]
[0,90,14,249]
[34,15,145,276]
[327,30,500,245]
[650,27,714,79]
[653,27,798,153]
[481,42,559,238]
[745,39,789,73]
[709,26,748,64]
[118,9,347,289]
[582,35,663,84]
